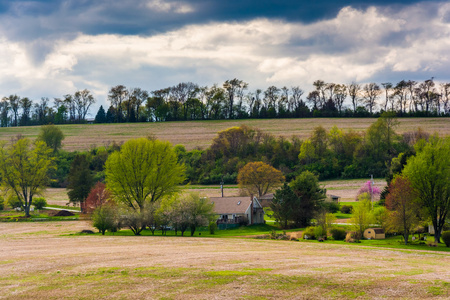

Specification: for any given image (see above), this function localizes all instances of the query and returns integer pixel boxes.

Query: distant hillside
[0,118,448,151]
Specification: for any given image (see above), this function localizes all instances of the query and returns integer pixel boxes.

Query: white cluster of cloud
[146,0,194,14]
[0,2,449,110]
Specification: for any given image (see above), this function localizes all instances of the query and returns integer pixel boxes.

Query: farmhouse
[363,228,385,239]
[210,196,264,226]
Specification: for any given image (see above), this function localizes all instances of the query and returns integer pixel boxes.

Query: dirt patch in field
[0,222,448,299]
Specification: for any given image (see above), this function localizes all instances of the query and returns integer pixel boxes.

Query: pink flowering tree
[355,181,381,201]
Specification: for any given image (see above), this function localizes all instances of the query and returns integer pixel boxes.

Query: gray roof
[258,193,274,200]
[210,197,252,214]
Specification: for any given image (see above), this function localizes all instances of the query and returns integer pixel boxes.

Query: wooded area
[1,78,449,127]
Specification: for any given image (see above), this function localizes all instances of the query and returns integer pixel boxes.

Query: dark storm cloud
[0,0,439,38]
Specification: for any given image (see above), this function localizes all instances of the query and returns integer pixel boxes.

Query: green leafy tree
[67,154,94,212]
[37,124,65,153]
[183,193,215,236]
[92,204,119,235]
[237,161,285,197]
[298,139,316,164]
[402,137,450,243]
[0,139,54,217]
[105,138,185,211]
[350,193,375,239]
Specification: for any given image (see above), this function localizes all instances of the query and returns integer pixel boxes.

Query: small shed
[364,228,385,239]
[257,193,274,208]
[326,194,341,203]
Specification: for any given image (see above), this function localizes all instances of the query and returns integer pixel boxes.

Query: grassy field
[0,118,448,151]
[0,221,449,299]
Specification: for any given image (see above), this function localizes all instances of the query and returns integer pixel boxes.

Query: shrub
[314,226,325,239]
[209,221,217,234]
[330,227,347,240]
[323,201,340,213]
[340,205,353,214]
[442,231,450,247]
[7,196,21,210]
[238,216,249,226]
[303,226,316,240]
[92,204,119,235]
[345,231,361,243]
[0,196,4,210]
[269,230,290,240]
[33,197,47,209]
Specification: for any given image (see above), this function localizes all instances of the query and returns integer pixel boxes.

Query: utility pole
[370,174,374,210]
[220,176,224,198]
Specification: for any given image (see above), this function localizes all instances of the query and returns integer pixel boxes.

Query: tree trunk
[24,205,30,217]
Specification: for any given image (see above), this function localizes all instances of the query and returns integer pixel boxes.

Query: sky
[1,0,449,114]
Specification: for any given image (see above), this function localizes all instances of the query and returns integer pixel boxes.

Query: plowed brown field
[0,221,449,299]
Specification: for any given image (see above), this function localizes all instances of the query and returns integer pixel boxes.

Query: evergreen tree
[106,106,115,123]
[270,183,297,229]
[67,154,94,212]
[95,105,107,123]
[290,171,326,227]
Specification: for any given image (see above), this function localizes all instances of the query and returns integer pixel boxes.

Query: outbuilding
[364,228,385,239]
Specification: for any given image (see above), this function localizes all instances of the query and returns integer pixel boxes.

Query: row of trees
[98,79,450,122]
[0,90,95,127]
[2,78,449,127]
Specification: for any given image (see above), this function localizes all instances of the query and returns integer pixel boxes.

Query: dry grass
[0,221,449,299]
[0,118,448,151]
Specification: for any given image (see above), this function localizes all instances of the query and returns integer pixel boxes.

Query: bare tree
[381,82,392,111]
[63,94,76,122]
[440,83,450,115]
[417,78,436,114]
[279,86,289,113]
[313,80,327,109]
[108,85,128,122]
[363,83,381,114]
[73,89,95,121]
[223,79,248,119]
[34,97,50,124]
[291,86,304,111]
[333,84,347,113]
[264,86,280,109]
[170,82,199,120]
[0,97,10,127]
[19,97,32,126]
[347,82,361,112]
[307,90,320,110]
[128,88,149,121]
[7,95,20,126]
[406,80,417,113]
[393,80,408,114]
